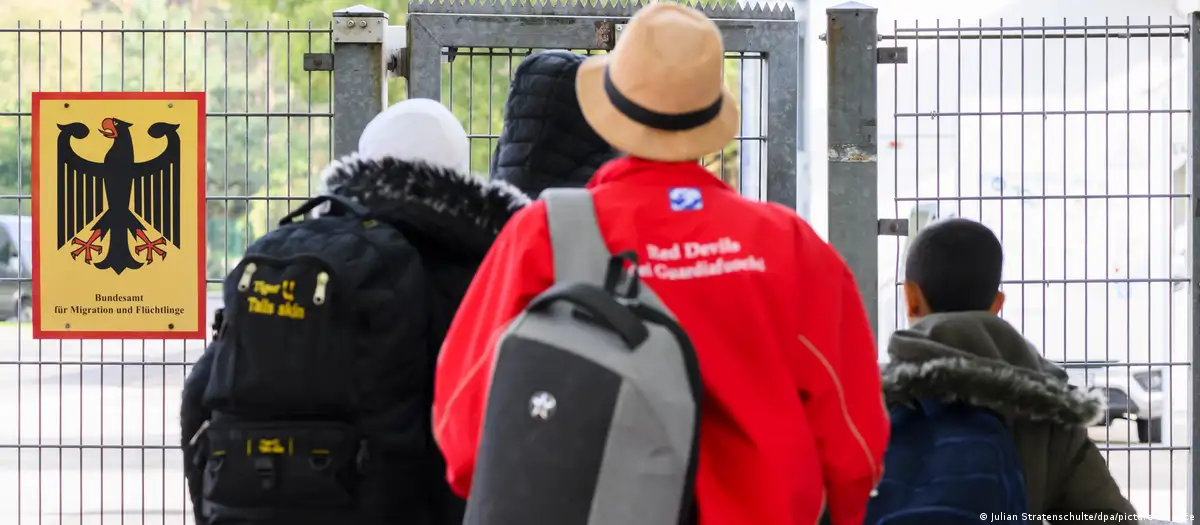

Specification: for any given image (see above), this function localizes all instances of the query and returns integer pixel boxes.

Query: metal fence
[0,1,799,522]
[404,0,801,204]
[0,17,335,524]
[827,3,1195,522]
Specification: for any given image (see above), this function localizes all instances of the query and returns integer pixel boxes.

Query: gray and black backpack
[464,189,703,525]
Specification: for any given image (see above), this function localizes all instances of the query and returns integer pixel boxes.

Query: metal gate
[827,3,1195,521]
[405,0,802,206]
[0,1,801,522]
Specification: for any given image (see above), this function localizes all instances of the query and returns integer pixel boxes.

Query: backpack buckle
[604,251,642,302]
[253,456,277,490]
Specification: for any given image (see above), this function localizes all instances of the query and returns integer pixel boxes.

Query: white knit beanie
[357,98,470,174]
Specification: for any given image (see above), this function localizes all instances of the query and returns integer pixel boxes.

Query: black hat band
[603,66,722,132]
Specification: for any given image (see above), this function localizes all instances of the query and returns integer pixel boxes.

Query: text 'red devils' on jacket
[433,157,890,525]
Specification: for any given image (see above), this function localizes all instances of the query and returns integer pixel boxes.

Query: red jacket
[433,157,889,525]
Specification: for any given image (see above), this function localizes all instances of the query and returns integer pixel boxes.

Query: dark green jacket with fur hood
[884,312,1137,522]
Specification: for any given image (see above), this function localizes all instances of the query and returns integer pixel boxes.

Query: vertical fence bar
[796,6,810,220]
[765,16,801,209]
[332,5,388,158]
[826,2,879,333]
[1189,11,1200,521]
[405,15,442,102]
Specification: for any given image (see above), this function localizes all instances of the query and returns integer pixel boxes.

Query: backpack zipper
[314,272,330,305]
[237,262,258,291]
[189,420,211,447]
[233,255,337,302]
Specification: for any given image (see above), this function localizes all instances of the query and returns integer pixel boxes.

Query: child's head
[903,217,1005,324]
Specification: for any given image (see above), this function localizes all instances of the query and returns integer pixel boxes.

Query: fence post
[826,2,879,334]
[1189,11,1200,522]
[332,5,389,159]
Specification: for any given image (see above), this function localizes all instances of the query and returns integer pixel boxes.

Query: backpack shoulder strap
[543,188,609,286]
[542,188,670,313]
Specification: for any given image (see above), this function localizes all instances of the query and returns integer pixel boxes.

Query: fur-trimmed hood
[316,153,530,258]
[883,312,1102,427]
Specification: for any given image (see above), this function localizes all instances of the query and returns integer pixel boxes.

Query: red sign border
[31,91,207,340]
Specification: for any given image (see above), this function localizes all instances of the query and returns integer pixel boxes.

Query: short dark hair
[904,217,1003,313]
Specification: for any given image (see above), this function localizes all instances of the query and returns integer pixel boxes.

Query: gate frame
[405,0,802,208]
[825,1,880,332]
[1188,11,1200,521]
[331,5,391,158]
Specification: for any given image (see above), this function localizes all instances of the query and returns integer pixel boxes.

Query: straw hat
[576,3,739,162]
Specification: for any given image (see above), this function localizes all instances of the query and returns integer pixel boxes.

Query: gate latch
[878,218,909,236]
[877,47,908,64]
[303,53,334,72]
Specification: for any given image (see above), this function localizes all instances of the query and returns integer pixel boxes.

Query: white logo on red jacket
[668,187,703,211]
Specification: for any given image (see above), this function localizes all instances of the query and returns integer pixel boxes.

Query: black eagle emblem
[55,118,182,275]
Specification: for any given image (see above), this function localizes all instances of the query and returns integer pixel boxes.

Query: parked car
[0,215,31,322]
[1059,360,1166,444]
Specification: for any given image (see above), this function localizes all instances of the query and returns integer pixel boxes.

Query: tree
[0,0,337,281]
[229,0,747,180]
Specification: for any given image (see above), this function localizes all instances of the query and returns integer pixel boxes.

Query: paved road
[0,316,1189,524]
[0,325,198,524]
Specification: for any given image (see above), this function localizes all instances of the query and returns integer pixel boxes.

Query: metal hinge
[877,47,908,64]
[878,218,909,236]
[386,25,408,79]
[303,53,333,72]
[388,47,409,79]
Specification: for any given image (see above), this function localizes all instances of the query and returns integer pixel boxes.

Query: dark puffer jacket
[490,50,619,196]
[180,156,529,525]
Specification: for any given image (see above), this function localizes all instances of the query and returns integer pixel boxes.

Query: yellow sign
[32,92,206,339]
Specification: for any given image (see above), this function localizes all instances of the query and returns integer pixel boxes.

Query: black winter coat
[180,156,529,525]
[490,50,619,196]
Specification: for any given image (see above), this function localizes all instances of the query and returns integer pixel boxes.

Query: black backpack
[194,194,434,524]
